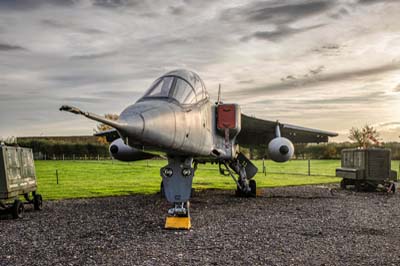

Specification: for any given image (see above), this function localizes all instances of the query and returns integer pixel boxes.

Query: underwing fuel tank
[109,138,154,162]
[267,137,294,163]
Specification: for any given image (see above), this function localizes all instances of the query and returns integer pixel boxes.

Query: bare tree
[349,124,381,148]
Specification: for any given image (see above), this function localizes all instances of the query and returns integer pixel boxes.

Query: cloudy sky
[0,0,400,142]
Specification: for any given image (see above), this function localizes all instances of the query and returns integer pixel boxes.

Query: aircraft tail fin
[60,105,126,130]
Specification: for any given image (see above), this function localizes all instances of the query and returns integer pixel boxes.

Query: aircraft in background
[60,69,337,229]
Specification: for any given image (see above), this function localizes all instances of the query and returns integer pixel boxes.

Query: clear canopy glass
[142,69,209,105]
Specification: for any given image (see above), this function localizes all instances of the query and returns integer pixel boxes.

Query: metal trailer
[0,145,42,218]
[336,148,398,192]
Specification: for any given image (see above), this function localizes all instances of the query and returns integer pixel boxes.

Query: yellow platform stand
[165,216,191,230]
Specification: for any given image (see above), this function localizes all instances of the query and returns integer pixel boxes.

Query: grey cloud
[238,80,255,84]
[242,24,325,42]
[62,97,105,104]
[41,19,106,35]
[80,28,106,35]
[0,0,143,10]
[378,122,400,127]
[0,0,75,10]
[0,43,25,51]
[70,51,118,60]
[222,0,335,25]
[329,7,350,19]
[303,91,388,105]
[394,84,400,92]
[358,0,397,5]
[250,91,388,107]
[281,75,296,82]
[309,65,325,75]
[280,66,325,81]
[48,71,135,87]
[321,44,340,50]
[92,0,140,8]
[228,62,400,97]
[312,44,342,56]
[91,90,142,99]
[169,6,185,15]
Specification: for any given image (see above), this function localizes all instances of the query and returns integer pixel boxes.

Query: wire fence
[34,157,400,181]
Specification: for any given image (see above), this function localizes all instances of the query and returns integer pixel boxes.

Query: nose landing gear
[161,157,195,230]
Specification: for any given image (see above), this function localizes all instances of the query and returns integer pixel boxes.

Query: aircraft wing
[236,114,338,145]
[94,129,120,143]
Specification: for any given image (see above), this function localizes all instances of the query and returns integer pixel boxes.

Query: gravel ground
[1,185,399,266]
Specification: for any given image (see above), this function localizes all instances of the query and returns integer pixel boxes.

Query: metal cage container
[0,145,42,218]
[336,148,397,192]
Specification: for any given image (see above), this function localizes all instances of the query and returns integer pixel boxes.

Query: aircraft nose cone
[119,113,145,138]
[279,145,289,155]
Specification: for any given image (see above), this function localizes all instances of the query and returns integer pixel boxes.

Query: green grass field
[34,160,400,200]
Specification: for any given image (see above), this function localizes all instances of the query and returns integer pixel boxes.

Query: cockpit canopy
[142,69,209,105]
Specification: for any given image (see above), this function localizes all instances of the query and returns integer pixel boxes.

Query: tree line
[241,142,400,160]
[14,138,400,160]
[17,139,109,159]
[10,124,399,160]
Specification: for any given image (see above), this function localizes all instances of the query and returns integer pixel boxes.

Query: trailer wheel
[390,183,396,194]
[33,194,43,211]
[340,179,347,189]
[11,200,24,219]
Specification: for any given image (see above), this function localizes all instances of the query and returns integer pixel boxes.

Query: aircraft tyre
[390,182,396,194]
[160,181,165,199]
[11,199,24,219]
[235,180,257,197]
[340,179,347,189]
[249,179,257,197]
[33,194,43,211]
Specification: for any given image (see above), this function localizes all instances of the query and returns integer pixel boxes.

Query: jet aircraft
[60,69,337,229]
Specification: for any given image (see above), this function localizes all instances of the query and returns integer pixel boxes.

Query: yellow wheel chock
[165,216,191,230]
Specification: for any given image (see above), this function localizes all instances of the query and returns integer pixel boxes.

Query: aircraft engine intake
[267,137,294,163]
[109,138,153,162]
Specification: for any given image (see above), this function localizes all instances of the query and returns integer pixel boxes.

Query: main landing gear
[160,156,195,229]
[220,152,258,197]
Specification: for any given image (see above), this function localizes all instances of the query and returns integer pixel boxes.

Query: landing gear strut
[220,152,258,197]
[160,157,195,229]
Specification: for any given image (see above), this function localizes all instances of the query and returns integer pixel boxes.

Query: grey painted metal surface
[161,157,194,203]
[0,145,37,199]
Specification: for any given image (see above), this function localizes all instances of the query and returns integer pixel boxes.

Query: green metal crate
[0,145,37,199]
[336,148,397,192]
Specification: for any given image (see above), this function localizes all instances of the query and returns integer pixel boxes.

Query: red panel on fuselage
[217,104,237,129]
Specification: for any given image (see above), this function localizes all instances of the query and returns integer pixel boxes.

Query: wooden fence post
[262,158,266,176]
